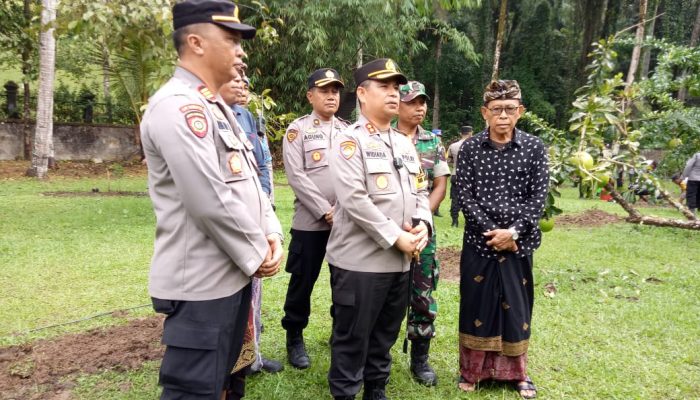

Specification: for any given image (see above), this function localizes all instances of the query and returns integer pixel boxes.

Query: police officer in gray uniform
[281,68,348,369]
[140,1,283,399]
[326,58,432,400]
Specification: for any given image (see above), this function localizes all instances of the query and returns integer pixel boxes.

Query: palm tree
[28,0,57,179]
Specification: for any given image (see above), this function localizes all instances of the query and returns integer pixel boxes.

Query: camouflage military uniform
[400,125,450,340]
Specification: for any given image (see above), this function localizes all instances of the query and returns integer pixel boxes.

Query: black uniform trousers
[687,180,699,210]
[450,176,460,219]
[328,265,409,397]
[281,229,331,332]
[152,283,252,400]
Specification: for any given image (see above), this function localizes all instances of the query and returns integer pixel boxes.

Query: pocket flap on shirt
[366,159,392,174]
[405,161,420,174]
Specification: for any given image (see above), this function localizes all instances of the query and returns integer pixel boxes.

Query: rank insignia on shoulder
[365,123,376,134]
[197,85,216,102]
[180,104,208,138]
[313,119,320,126]
[340,140,357,160]
[287,129,298,142]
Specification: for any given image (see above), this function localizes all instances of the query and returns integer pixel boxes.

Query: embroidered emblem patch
[312,151,322,162]
[180,104,208,138]
[229,154,242,174]
[340,140,357,160]
[287,129,298,142]
[375,175,389,190]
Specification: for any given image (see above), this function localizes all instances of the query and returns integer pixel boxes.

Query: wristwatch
[508,227,519,241]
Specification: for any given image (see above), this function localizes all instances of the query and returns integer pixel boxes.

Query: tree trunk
[608,187,700,230]
[579,0,607,76]
[102,45,112,123]
[639,0,659,79]
[28,0,57,179]
[432,38,442,130]
[491,0,508,80]
[677,2,700,102]
[626,0,648,87]
[22,0,31,160]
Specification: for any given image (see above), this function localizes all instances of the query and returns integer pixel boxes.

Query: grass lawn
[1,172,699,399]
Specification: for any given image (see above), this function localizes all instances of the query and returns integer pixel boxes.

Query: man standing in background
[281,68,348,369]
[395,80,450,386]
[448,125,473,227]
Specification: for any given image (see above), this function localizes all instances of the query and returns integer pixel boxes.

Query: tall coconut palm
[28,0,56,178]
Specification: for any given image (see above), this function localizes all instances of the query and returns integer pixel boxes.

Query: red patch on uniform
[184,110,208,138]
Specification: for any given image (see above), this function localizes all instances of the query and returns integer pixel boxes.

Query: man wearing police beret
[326,58,432,400]
[281,68,348,369]
[140,1,283,399]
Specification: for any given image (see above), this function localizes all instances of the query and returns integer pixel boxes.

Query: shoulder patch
[197,85,216,103]
[287,129,298,142]
[340,140,357,160]
[181,104,208,138]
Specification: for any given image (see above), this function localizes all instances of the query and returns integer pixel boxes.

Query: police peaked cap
[173,0,256,40]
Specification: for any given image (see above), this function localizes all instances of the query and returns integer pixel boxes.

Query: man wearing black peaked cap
[325,58,433,400]
[140,1,283,399]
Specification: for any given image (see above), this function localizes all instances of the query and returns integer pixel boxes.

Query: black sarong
[459,244,534,356]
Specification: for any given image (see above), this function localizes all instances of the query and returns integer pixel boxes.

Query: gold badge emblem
[312,151,322,162]
[375,175,389,190]
[287,129,298,142]
[386,59,396,71]
[325,70,335,78]
[340,140,357,160]
[314,119,320,126]
[229,154,242,174]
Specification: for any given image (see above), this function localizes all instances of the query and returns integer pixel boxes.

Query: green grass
[1,175,699,399]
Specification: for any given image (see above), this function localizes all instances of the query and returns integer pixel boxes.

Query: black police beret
[173,0,256,40]
[307,68,345,89]
[353,58,408,88]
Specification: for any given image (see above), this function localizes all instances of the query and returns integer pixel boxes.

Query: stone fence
[0,121,138,161]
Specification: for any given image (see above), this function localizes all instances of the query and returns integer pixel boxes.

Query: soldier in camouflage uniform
[395,81,450,386]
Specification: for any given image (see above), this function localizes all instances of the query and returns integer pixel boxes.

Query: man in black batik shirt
[454,80,548,399]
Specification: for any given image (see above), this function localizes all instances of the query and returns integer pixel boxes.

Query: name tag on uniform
[303,132,325,142]
[364,149,389,159]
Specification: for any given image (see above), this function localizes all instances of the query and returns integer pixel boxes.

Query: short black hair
[172,26,192,55]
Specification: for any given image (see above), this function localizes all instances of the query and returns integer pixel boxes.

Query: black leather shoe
[362,379,387,400]
[286,330,310,369]
[410,339,437,386]
[261,356,284,373]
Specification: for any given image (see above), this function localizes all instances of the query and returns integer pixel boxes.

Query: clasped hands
[484,229,518,252]
[254,234,284,278]
[395,221,429,256]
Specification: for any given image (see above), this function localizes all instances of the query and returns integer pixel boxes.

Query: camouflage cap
[400,81,429,102]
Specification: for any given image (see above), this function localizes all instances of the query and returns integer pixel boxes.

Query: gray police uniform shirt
[682,152,700,181]
[448,139,465,173]
[283,112,348,231]
[326,114,432,273]
[141,67,282,302]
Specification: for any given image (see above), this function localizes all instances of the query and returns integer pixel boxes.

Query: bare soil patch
[0,316,164,400]
[556,209,623,227]
[0,160,147,179]
[438,246,461,283]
